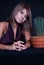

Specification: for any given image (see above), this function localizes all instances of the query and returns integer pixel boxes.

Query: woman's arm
[0,22,11,50]
[23,30,31,48]
[0,44,10,50]
[0,41,24,50]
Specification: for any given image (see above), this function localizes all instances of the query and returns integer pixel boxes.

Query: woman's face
[14,9,28,24]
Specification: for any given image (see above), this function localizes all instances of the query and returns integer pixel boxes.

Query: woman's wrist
[5,45,11,50]
[25,40,31,48]
[7,42,17,50]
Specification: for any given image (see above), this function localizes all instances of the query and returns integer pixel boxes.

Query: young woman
[0,3,32,51]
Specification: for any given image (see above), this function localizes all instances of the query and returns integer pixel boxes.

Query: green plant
[34,17,44,36]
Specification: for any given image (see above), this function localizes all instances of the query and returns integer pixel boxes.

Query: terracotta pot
[31,36,44,48]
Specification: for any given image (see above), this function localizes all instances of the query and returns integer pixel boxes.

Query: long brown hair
[6,2,32,32]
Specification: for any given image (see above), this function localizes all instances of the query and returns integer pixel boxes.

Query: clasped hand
[10,41,27,51]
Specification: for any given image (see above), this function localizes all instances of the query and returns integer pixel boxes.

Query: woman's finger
[18,41,24,44]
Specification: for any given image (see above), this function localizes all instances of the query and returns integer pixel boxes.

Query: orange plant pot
[31,36,44,48]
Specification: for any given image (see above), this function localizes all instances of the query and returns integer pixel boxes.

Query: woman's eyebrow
[20,9,28,17]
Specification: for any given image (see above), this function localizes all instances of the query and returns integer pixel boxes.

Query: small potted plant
[31,17,44,48]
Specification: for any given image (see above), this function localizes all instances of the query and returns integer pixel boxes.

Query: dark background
[0,0,44,64]
[0,0,44,20]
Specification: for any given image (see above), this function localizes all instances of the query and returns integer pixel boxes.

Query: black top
[0,23,26,45]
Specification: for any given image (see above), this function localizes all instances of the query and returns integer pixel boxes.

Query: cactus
[33,17,44,36]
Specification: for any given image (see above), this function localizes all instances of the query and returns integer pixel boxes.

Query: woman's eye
[20,11,24,14]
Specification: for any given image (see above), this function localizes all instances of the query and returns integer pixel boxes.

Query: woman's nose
[22,17,24,20]
[22,16,25,20]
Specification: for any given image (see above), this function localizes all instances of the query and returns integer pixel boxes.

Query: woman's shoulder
[0,21,9,27]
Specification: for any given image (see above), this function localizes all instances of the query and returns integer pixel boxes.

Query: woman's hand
[9,41,27,51]
[14,41,27,51]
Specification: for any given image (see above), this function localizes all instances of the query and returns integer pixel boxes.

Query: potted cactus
[31,17,44,48]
